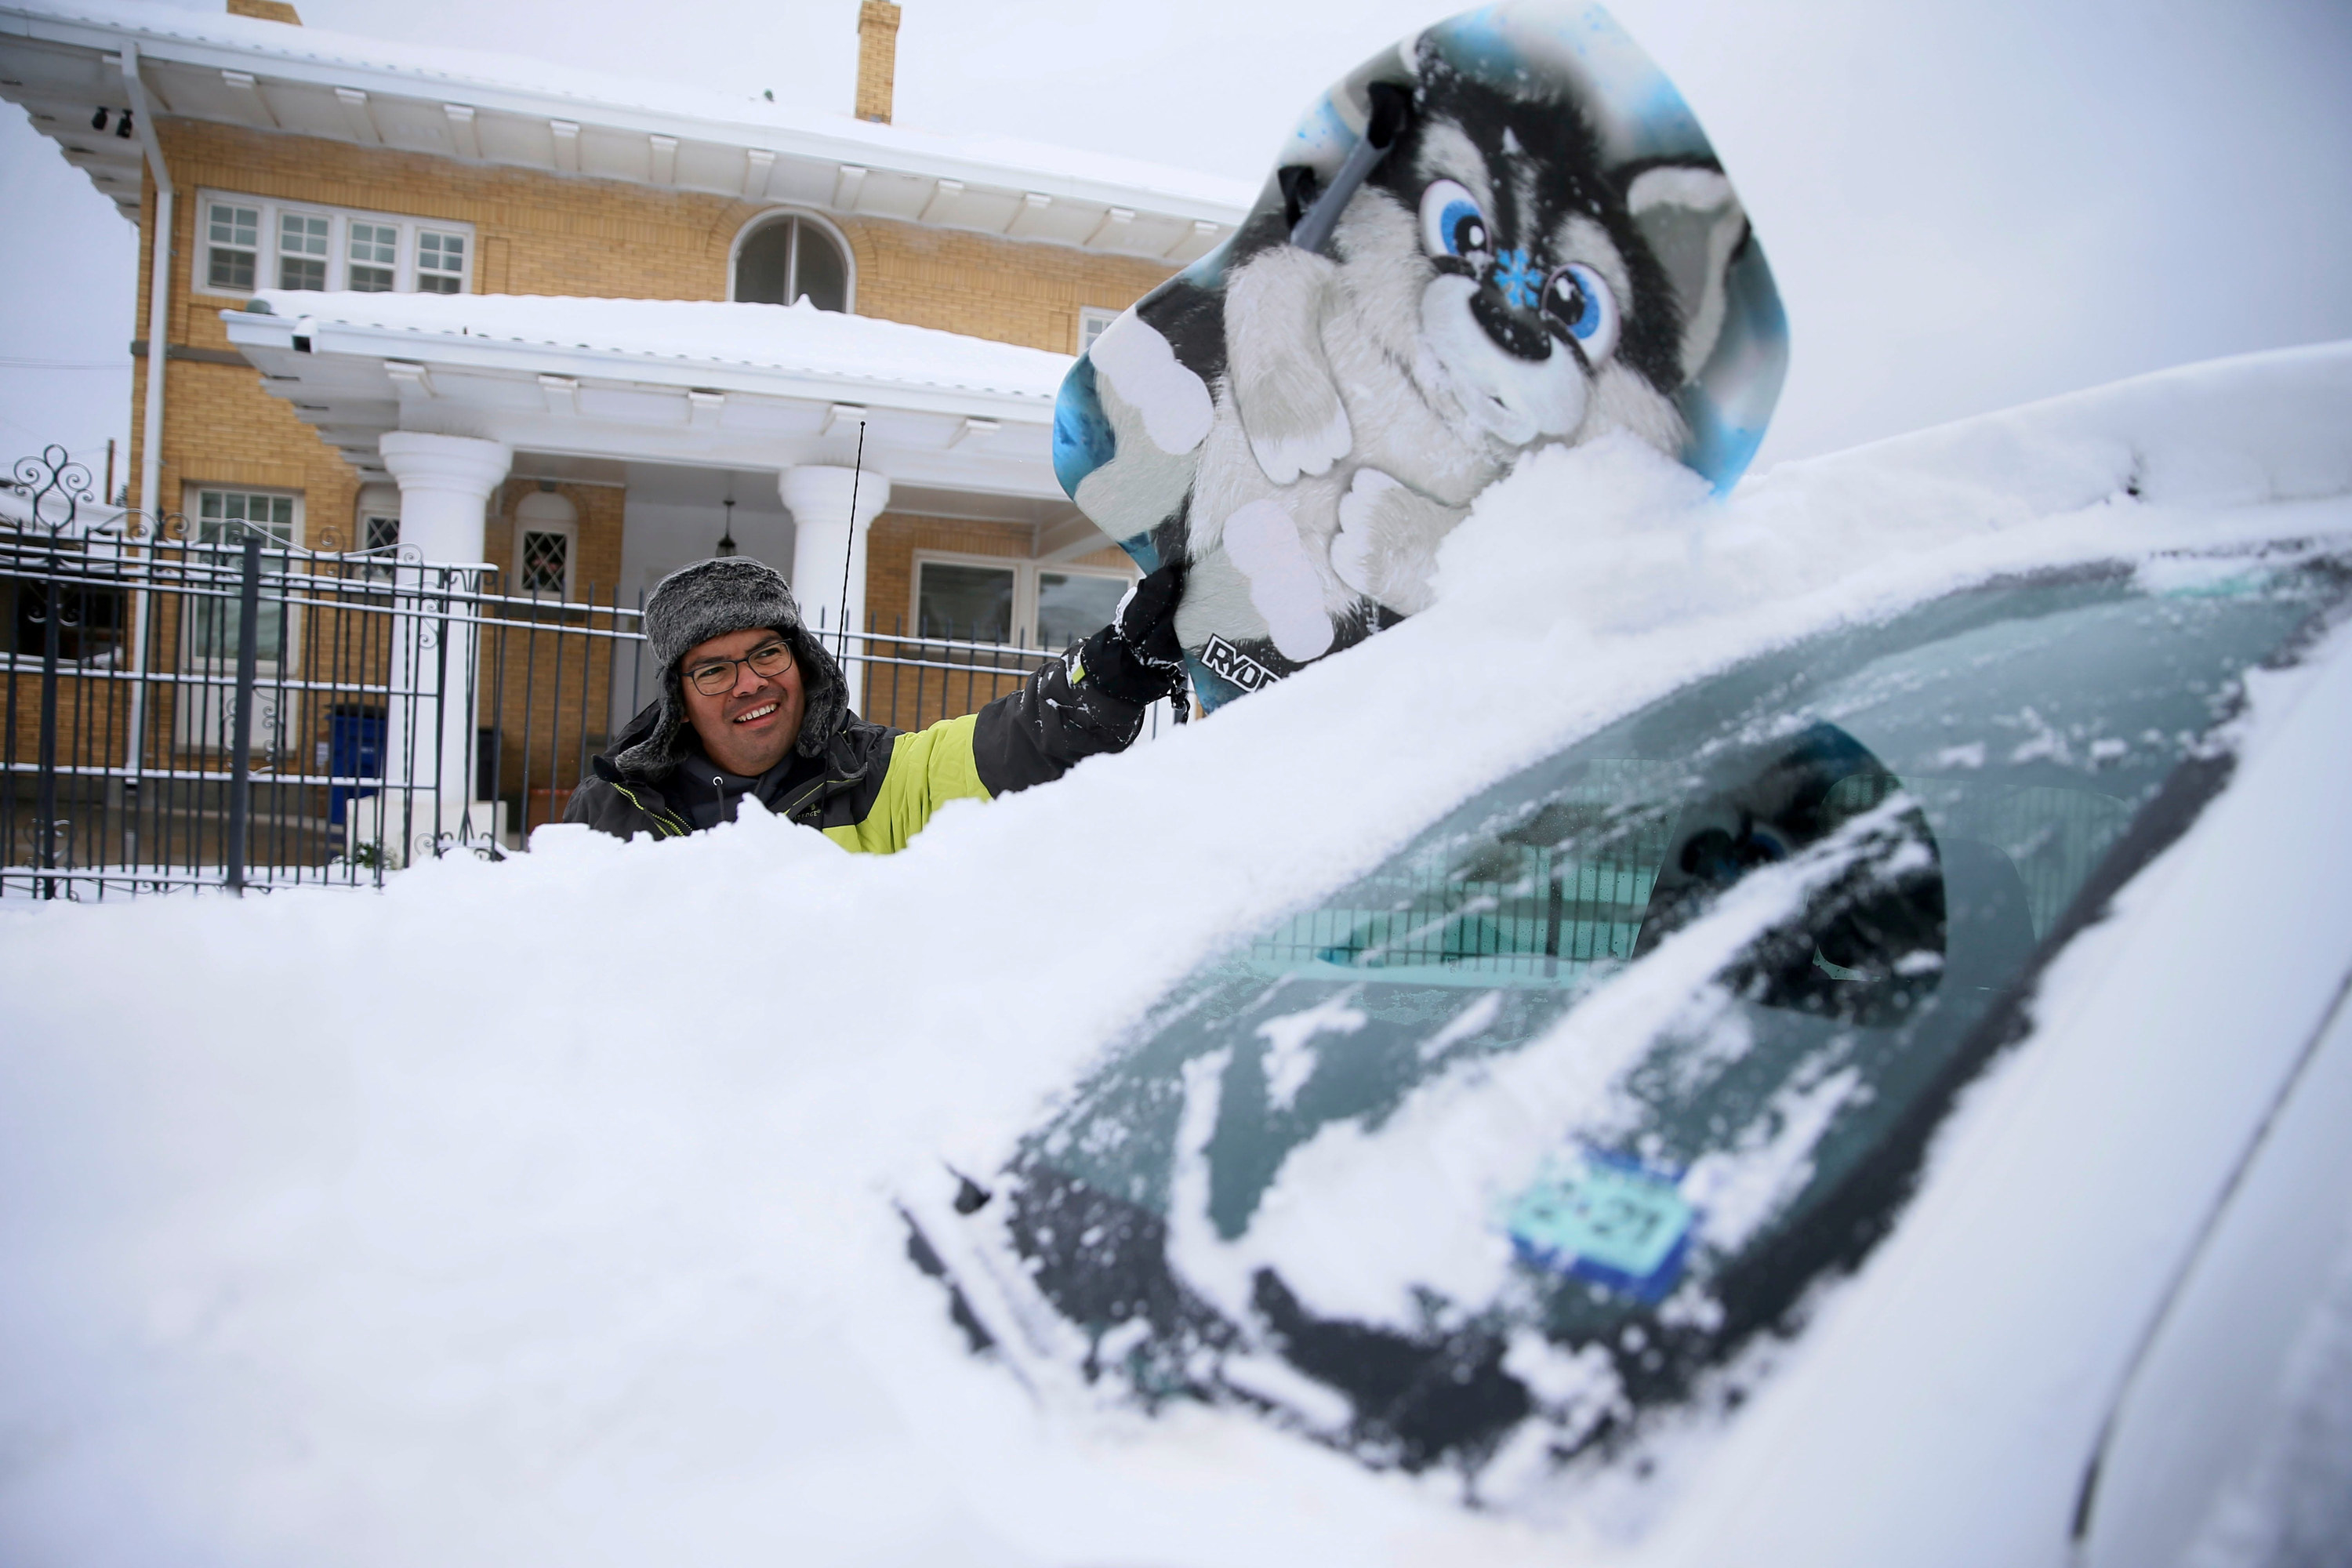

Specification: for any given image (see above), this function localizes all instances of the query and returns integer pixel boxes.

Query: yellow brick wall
[123,115,1173,749]
[851,223,1169,354]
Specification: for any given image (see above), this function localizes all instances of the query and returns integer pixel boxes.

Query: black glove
[1071,557,1188,709]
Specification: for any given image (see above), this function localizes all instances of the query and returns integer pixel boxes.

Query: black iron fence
[4,448,1174,900]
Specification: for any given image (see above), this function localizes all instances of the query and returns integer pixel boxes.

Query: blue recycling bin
[328,707,386,826]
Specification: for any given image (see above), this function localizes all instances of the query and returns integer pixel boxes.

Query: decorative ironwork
[7,445,97,536]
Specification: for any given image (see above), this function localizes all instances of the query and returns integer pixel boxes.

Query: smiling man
[562,555,1183,849]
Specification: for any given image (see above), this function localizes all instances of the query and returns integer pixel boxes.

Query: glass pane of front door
[1036,570,1128,652]
[917,561,1014,642]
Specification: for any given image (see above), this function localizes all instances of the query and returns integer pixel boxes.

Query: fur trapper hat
[608,555,850,779]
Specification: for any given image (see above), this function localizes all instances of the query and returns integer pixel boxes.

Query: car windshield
[998,550,2349,1486]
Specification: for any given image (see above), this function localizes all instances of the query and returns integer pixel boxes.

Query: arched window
[732,214,851,312]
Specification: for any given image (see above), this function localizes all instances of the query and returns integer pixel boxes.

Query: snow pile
[248,290,1075,401]
[2,343,2350,1566]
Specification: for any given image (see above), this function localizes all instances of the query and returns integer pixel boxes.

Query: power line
[0,411,122,455]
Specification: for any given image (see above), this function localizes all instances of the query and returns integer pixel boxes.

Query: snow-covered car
[5,348,2350,1568]
[899,358,2352,1563]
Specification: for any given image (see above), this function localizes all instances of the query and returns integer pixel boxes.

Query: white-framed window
[416,230,466,294]
[911,553,1132,649]
[206,200,260,291]
[346,220,398,292]
[1078,307,1120,355]
[197,488,299,548]
[729,210,855,313]
[180,487,303,751]
[194,189,475,300]
[352,481,401,579]
[277,210,330,290]
[512,489,579,601]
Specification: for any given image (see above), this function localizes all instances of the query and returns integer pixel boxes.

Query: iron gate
[4,448,1171,900]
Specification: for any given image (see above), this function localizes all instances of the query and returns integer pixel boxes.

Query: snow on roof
[0,0,1258,216]
[245,289,1074,404]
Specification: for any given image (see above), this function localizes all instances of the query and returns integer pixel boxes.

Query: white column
[378,433,510,859]
[379,431,510,564]
[781,463,891,713]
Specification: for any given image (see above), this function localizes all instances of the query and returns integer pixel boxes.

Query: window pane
[1080,310,1116,353]
[918,562,1014,642]
[278,212,329,290]
[1036,570,1128,651]
[280,212,328,255]
[735,220,793,305]
[191,490,296,659]
[790,219,848,312]
[209,247,256,291]
[9,576,125,663]
[364,515,399,553]
[207,203,258,291]
[194,490,295,546]
[519,530,568,594]
[209,203,258,249]
[347,221,396,292]
[418,230,465,293]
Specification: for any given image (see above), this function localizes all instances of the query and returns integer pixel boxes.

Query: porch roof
[223,291,1101,543]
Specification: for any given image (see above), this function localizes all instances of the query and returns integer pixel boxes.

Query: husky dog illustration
[1063,21,1767,698]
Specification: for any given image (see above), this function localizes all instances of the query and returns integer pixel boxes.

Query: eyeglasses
[684,638,794,697]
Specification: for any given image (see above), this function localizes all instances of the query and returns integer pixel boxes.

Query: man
[562,554,1186,848]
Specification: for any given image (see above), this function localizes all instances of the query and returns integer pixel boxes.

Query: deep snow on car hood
[2,343,2350,1566]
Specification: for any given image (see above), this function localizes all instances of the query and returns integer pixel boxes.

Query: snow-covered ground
[2,342,2349,1565]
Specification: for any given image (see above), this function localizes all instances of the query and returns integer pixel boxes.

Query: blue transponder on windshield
[1506,1148,1697,1304]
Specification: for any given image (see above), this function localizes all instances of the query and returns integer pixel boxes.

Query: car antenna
[840,419,866,666]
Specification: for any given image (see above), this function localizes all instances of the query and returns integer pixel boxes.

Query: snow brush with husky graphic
[1053,0,1789,710]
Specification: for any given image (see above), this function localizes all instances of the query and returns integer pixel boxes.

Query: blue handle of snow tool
[1288,81,1414,256]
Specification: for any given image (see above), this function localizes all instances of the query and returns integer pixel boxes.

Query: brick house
[0,0,1246,837]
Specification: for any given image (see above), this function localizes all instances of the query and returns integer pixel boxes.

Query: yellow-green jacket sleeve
[818,713,992,855]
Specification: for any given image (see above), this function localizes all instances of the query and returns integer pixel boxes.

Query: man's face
[678,626,804,777]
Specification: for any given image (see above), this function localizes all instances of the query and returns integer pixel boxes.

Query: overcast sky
[4,0,2350,493]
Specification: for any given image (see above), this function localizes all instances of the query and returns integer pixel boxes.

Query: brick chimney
[227,0,303,22]
[855,0,900,124]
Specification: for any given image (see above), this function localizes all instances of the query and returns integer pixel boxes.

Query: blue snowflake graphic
[1494,249,1541,310]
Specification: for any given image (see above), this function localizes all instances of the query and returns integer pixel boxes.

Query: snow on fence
[3,448,1173,901]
